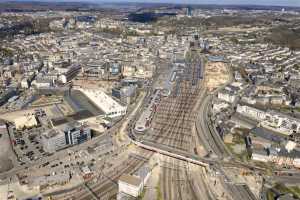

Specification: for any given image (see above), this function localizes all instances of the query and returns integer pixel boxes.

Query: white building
[32,79,52,89]
[237,105,300,135]
[42,129,67,153]
[212,101,230,113]
[118,165,151,199]
[285,141,296,153]
[118,174,143,198]
[293,158,300,168]
[251,150,269,162]
[58,64,81,84]
[21,78,29,89]
[262,111,300,136]
[78,88,127,118]
[236,105,266,121]
[241,96,256,105]
[217,90,237,103]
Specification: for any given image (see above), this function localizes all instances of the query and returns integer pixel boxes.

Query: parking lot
[17,138,119,186]
[9,125,48,166]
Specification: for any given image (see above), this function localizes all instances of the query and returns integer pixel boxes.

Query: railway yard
[130,50,259,200]
[141,52,203,153]
[152,53,209,200]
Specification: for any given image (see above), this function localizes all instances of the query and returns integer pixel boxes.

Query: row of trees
[0,18,51,40]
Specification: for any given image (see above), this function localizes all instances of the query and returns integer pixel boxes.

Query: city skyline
[13,0,300,7]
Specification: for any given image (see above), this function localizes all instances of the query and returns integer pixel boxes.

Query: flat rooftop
[78,88,126,115]
[119,174,142,187]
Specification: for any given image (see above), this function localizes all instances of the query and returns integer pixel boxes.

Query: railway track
[175,162,183,200]
[195,92,230,158]
[185,169,202,200]
[149,58,202,152]
[79,155,151,200]
[205,96,231,158]
[51,151,152,200]
[161,157,210,200]
[154,54,204,200]
[148,90,191,151]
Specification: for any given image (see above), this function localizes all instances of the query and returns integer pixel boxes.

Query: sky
[49,0,300,7]
[98,0,300,7]
[15,0,300,7]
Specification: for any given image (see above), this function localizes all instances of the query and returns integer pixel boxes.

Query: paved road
[196,93,231,158]
[192,54,256,200]
[0,125,15,173]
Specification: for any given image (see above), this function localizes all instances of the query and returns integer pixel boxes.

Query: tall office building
[63,123,91,145]
[42,122,91,153]
[186,7,192,17]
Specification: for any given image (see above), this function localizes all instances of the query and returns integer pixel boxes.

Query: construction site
[205,61,230,91]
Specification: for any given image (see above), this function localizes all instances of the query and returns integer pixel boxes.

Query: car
[42,162,50,167]
[26,152,34,156]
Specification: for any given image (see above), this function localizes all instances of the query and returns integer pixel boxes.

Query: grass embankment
[267,183,300,200]
[156,181,163,200]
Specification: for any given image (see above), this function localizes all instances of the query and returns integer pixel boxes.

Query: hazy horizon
[11,0,300,7]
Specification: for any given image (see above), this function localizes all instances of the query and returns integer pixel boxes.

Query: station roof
[78,88,126,114]
[119,174,142,187]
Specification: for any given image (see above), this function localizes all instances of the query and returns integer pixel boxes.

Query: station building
[78,88,127,118]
